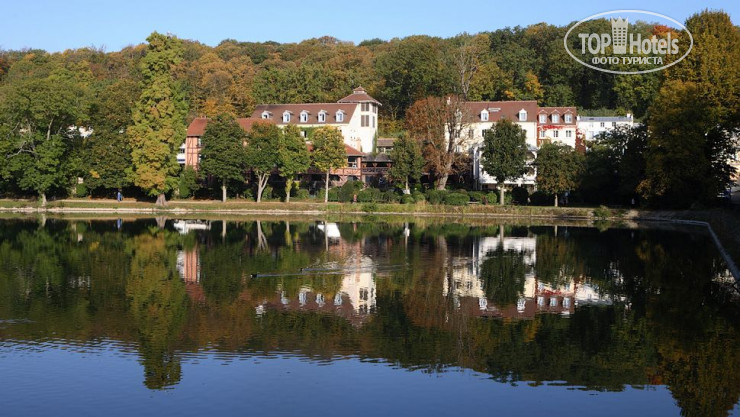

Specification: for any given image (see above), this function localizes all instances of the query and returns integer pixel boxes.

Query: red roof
[186,117,272,136]
[462,101,539,123]
[306,143,365,157]
[251,103,358,125]
[337,86,381,105]
[537,107,577,125]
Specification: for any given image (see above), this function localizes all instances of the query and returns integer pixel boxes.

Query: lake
[0,217,738,416]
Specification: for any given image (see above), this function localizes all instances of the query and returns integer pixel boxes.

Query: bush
[178,166,199,198]
[260,185,274,201]
[357,188,382,202]
[452,189,469,196]
[485,192,499,205]
[444,192,470,206]
[382,189,400,203]
[295,189,310,200]
[75,183,88,198]
[401,194,415,204]
[469,191,486,203]
[426,189,447,205]
[327,188,339,202]
[530,191,552,206]
[362,202,378,213]
[412,190,425,203]
[511,187,529,205]
[338,180,363,202]
[593,205,611,220]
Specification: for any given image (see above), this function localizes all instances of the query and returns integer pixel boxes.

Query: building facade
[577,114,635,141]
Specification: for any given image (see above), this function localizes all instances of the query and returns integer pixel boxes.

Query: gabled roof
[186,117,271,136]
[307,143,365,157]
[463,101,539,123]
[337,86,381,105]
[537,107,577,125]
[252,103,357,125]
[376,137,397,148]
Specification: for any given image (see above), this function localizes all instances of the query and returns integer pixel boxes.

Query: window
[540,129,545,138]
[552,114,560,123]
[564,114,572,123]
[482,129,490,138]
[300,111,309,123]
[554,130,559,138]
[361,115,369,127]
[539,114,547,123]
[481,110,489,121]
[282,111,291,123]
[336,111,344,122]
[318,111,326,123]
[372,116,375,128]
[361,102,369,112]
[373,104,378,114]
[612,122,616,127]
[566,130,572,138]
[518,110,527,121]
[600,122,605,128]
[261,111,271,119]
[197,138,202,147]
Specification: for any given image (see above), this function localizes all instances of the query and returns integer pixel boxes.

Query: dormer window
[539,114,546,123]
[518,110,527,122]
[481,110,489,122]
[282,111,291,123]
[261,111,271,119]
[552,114,560,123]
[564,114,572,123]
[300,110,309,123]
[336,110,344,122]
[318,111,327,123]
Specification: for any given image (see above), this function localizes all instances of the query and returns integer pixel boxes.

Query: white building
[538,107,579,148]
[577,114,635,141]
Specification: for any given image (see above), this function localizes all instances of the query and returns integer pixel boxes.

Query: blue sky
[2,0,736,52]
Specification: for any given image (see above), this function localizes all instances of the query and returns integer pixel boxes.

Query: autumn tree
[311,126,346,203]
[389,135,423,193]
[406,95,473,189]
[245,121,280,202]
[127,32,187,206]
[535,142,583,206]
[480,118,528,205]
[199,114,248,202]
[448,33,489,100]
[278,124,310,202]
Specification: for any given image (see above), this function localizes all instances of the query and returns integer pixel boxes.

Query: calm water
[0,217,738,417]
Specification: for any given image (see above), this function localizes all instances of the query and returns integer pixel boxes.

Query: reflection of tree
[125,231,187,390]
[480,248,526,307]
[535,228,585,286]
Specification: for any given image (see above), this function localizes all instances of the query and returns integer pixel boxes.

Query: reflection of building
[173,220,211,235]
[177,246,204,303]
[446,234,614,319]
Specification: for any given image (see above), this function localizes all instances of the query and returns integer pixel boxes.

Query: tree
[127,32,187,206]
[480,118,528,205]
[389,135,423,193]
[406,95,473,189]
[448,33,490,100]
[245,121,280,202]
[278,124,310,203]
[535,142,583,206]
[311,126,346,203]
[199,114,247,202]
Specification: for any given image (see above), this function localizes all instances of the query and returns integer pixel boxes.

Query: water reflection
[0,218,738,416]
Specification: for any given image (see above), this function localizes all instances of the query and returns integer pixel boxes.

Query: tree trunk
[324,171,330,203]
[499,185,505,206]
[404,179,410,195]
[40,192,47,207]
[156,193,167,207]
[554,194,559,207]
[256,174,268,203]
[436,174,449,190]
[222,180,227,203]
[285,180,291,203]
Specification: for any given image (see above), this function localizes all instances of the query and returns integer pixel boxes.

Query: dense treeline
[0,9,737,207]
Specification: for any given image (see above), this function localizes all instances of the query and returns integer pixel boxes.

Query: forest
[0,9,737,208]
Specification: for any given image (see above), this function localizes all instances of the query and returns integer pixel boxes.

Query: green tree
[389,135,423,193]
[278,124,310,202]
[245,121,280,202]
[480,118,528,205]
[199,114,247,202]
[311,126,346,203]
[535,142,583,206]
[127,32,187,206]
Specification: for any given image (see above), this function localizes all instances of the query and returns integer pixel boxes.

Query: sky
[1,0,737,52]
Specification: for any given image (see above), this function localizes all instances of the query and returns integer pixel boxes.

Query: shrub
[178,166,199,198]
[295,189,310,200]
[511,187,529,205]
[426,189,447,205]
[382,189,400,203]
[485,192,499,205]
[75,183,88,198]
[327,188,339,202]
[338,180,363,202]
[401,194,415,204]
[452,189,469,196]
[260,185,274,201]
[412,190,425,203]
[444,192,470,206]
[358,188,381,202]
[469,191,486,203]
[530,191,551,206]
[593,205,611,220]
